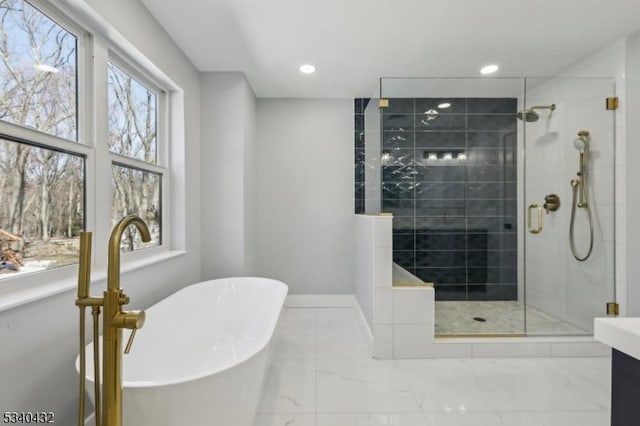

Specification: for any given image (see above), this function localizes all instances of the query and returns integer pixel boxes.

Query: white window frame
[0,0,181,309]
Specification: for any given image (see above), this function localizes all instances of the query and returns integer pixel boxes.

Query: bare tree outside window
[108,63,157,164]
[0,0,83,279]
[108,63,161,252]
[111,164,161,252]
[0,0,77,139]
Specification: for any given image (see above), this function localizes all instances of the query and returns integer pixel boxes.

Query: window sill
[0,250,186,313]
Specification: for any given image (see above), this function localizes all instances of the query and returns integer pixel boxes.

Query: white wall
[255,99,355,294]
[626,31,640,316]
[0,1,202,423]
[523,41,625,331]
[200,72,257,278]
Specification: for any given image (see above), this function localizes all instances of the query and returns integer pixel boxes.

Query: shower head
[516,110,539,122]
[516,104,556,122]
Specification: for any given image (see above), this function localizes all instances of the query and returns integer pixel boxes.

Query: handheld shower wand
[569,130,594,261]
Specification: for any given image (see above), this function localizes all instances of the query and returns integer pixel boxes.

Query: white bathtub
[77,277,288,426]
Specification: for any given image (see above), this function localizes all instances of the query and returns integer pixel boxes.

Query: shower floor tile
[435,301,586,335]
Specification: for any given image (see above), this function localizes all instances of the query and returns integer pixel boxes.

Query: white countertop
[594,317,640,360]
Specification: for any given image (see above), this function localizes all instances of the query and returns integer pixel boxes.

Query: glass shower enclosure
[359,76,616,336]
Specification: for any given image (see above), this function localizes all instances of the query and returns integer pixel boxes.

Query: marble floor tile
[316,327,370,358]
[396,358,526,412]
[258,358,316,414]
[316,358,421,413]
[316,412,430,426]
[423,411,545,426]
[254,413,316,426]
[255,307,612,426]
[532,410,610,426]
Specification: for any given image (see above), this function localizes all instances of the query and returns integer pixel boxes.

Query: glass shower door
[523,77,617,335]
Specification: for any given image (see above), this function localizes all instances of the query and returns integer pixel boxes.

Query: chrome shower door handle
[528,204,543,234]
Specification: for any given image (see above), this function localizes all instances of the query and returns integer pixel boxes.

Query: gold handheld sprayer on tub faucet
[76,215,151,426]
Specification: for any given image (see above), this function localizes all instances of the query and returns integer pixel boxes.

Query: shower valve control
[543,194,560,214]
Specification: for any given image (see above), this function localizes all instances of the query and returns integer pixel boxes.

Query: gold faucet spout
[102,215,151,426]
[107,215,151,291]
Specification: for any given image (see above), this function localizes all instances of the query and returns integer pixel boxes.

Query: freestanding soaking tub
[77,277,288,426]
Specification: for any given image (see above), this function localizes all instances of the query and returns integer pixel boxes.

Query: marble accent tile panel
[414,216,466,229]
[467,114,517,131]
[467,130,513,148]
[416,165,467,182]
[383,114,414,131]
[414,251,465,268]
[415,131,466,148]
[415,233,466,251]
[467,148,517,165]
[393,251,415,268]
[468,165,517,181]
[416,98,466,114]
[415,114,466,131]
[383,131,414,149]
[415,182,466,200]
[433,285,468,301]
[467,98,517,114]
[383,98,414,114]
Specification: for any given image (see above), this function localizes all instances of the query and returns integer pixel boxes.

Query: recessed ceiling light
[438,102,451,109]
[33,63,59,73]
[480,64,499,75]
[299,64,316,74]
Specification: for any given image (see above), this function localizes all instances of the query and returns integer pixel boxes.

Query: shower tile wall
[355,97,518,301]
[354,98,368,213]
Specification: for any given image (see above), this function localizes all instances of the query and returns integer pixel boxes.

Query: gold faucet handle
[113,309,145,329]
[124,329,138,354]
[114,310,145,355]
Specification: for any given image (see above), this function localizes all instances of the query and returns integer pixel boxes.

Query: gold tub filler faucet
[76,215,151,426]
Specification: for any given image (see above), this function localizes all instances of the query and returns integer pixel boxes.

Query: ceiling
[140,0,640,98]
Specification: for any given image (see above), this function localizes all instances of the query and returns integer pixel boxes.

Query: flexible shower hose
[569,179,594,261]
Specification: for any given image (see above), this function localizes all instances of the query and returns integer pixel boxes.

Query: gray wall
[200,72,257,278]
[0,0,202,423]
[255,99,355,294]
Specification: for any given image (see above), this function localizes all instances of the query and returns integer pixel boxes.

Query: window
[107,63,157,163]
[111,164,161,252]
[107,62,164,252]
[0,0,77,140]
[0,0,171,281]
[0,0,84,279]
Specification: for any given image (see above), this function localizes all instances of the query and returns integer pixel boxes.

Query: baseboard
[351,297,375,355]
